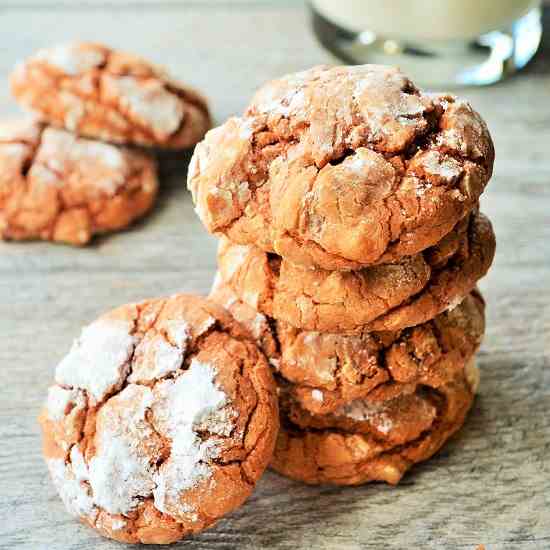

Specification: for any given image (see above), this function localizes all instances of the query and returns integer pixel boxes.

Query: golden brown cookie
[271,360,478,486]
[188,64,494,271]
[209,273,281,365]
[0,120,158,245]
[217,211,495,334]
[40,294,278,544]
[11,43,210,149]
[210,278,485,415]
[211,272,485,409]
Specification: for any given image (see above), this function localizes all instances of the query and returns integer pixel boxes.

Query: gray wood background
[1,2,549,549]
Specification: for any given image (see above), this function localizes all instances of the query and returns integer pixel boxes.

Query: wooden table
[1,2,549,549]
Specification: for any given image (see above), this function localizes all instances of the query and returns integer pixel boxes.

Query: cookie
[210,278,485,415]
[209,273,281,365]
[11,43,210,149]
[217,211,495,334]
[271,360,478,485]
[39,294,278,544]
[188,64,494,271]
[0,120,158,245]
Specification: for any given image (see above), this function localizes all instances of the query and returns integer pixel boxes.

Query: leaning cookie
[217,211,495,334]
[0,120,158,245]
[11,43,210,149]
[39,294,278,544]
[210,277,485,415]
[271,360,478,486]
[188,64,494,271]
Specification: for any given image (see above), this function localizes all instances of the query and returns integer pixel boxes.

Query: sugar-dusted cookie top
[40,294,278,545]
[11,43,211,149]
[0,119,157,245]
[216,211,495,334]
[271,360,479,486]
[210,278,485,415]
[188,64,494,270]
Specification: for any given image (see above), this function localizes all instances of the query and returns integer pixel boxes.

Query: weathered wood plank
[1,3,549,550]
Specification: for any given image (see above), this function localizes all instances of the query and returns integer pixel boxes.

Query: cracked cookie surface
[217,211,495,334]
[271,360,478,486]
[0,120,158,245]
[188,64,494,271]
[11,43,211,149]
[40,294,279,544]
[210,279,485,415]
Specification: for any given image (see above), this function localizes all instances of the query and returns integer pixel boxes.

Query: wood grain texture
[0,3,549,550]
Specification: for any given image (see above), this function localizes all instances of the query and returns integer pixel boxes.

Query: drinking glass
[310,0,543,86]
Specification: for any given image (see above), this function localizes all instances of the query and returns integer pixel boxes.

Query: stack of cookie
[189,65,496,485]
[1,42,210,245]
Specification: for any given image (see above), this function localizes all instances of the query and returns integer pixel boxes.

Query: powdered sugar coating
[55,319,136,403]
[129,332,187,384]
[421,150,462,180]
[35,43,105,75]
[88,384,157,515]
[0,117,41,142]
[249,312,269,339]
[104,75,184,138]
[311,389,324,403]
[164,320,190,347]
[49,365,233,520]
[336,399,394,434]
[152,359,233,517]
[35,128,128,195]
[46,386,86,422]
[47,456,96,519]
[109,518,127,531]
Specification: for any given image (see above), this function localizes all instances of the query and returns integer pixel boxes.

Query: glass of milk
[310,0,542,86]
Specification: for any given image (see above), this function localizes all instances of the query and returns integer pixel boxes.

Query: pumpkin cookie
[0,120,158,245]
[40,294,278,544]
[217,211,495,334]
[211,277,485,415]
[11,43,210,149]
[271,360,478,485]
[188,64,494,271]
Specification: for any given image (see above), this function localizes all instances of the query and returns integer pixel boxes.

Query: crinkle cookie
[210,278,485,415]
[217,211,495,334]
[11,43,210,149]
[188,64,494,271]
[209,274,281,365]
[271,360,479,486]
[39,294,278,544]
[0,120,158,245]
